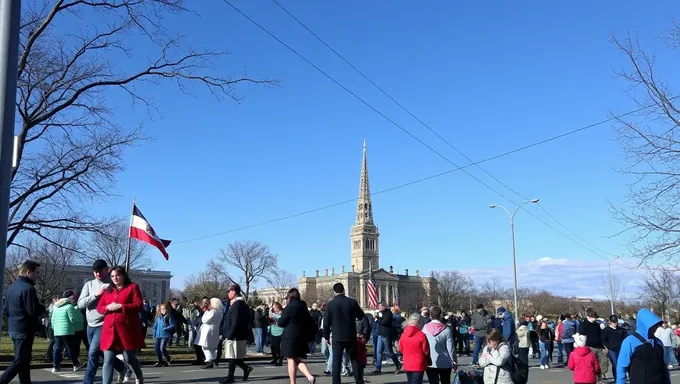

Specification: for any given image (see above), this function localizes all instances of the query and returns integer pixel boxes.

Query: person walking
[0,260,46,384]
[371,302,402,374]
[152,302,175,367]
[399,314,431,384]
[280,288,317,384]
[323,282,367,384]
[422,306,456,384]
[219,284,253,384]
[50,290,85,372]
[78,260,132,384]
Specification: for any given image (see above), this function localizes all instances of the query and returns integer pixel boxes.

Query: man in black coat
[0,260,46,384]
[372,302,402,374]
[323,283,365,384]
[219,284,253,384]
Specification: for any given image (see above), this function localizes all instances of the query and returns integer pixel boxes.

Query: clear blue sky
[88,1,677,293]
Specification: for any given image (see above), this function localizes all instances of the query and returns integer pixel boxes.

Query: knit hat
[574,333,587,348]
[497,307,506,314]
[536,315,544,322]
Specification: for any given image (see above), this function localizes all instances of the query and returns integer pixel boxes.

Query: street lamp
[489,198,539,319]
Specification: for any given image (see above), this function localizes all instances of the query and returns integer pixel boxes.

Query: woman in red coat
[398,314,431,384]
[97,266,145,384]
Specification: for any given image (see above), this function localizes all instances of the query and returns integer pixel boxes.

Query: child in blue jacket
[153,302,175,367]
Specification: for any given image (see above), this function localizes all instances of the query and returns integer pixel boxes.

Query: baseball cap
[92,259,109,271]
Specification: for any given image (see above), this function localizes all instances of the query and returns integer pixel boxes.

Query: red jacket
[97,283,145,351]
[398,325,431,372]
[567,346,600,384]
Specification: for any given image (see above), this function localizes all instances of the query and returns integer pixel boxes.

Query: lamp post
[489,198,539,319]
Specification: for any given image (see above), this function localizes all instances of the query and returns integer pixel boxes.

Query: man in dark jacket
[602,315,628,382]
[220,284,253,384]
[372,302,402,374]
[0,260,46,384]
[323,283,365,384]
[579,309,609,379]
[471,303,492,367]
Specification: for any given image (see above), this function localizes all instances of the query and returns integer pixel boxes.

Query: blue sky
[83,1,677,295]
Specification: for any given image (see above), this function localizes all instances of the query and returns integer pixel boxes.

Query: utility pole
[607,258,616,315]
[0,0,22,336]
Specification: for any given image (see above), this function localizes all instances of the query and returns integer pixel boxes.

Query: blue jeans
[103,350,142,384]
[0,333,34,384]
[539,341,550,366]
[255,328,264,353]
[375,336,400,371]
[326,342,350,373]
[664,346,678,366]
[53,335,79,368]
[472,335,486,365]
[608,349,619,379]
[556,341,564,363]
[155,338,171,362]
[83,326,125,384]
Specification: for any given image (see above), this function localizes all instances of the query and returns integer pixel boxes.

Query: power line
[229,0,639,262]
[174,112,643,245]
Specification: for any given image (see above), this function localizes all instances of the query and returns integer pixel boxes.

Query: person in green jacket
[51,290,85,373]
[268,302,284,366]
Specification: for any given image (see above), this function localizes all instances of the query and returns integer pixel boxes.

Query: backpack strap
[632,332,648,344]
[494,365,500,384]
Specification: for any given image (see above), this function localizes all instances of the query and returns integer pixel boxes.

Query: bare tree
[210,241,278,301]
[184,268,233,302]
[640,268,680,320]
[266,269,297,301]
[610,26,680,267]
[81,222,152,270]
[599,273,626,312]
[4,230,80,303]
[9,1,276,248]
[434,271,475,311]
[480,277,508,313]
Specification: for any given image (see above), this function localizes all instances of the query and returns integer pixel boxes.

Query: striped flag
[367,268,378,309]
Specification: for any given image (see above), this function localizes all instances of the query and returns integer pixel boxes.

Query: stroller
[453,369,484,384]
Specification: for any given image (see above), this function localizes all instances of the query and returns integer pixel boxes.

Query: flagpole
[124,195,136,272]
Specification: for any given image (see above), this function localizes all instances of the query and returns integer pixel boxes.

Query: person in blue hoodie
[616,308,670,384]
[497,308,516,352]
[153,302,176,367]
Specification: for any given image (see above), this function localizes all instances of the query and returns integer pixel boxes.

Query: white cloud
[460,257,646,299]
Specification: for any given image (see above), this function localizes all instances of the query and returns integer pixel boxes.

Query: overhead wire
[222,0,637,265]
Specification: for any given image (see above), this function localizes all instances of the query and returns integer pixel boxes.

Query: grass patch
[0,336,196,362]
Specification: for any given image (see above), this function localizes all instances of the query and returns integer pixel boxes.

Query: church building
[297,141,438,311]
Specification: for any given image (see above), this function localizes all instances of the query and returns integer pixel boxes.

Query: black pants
[270,335,282,360]
[193,344,205,364]
[226,359,249,380]
[426,367,451,384]
[563,342,574,363]
[332,340,360,384]
[406,371,424,384]
[518,347,529,364]
[0,335,34,384]
[529,332,539,356]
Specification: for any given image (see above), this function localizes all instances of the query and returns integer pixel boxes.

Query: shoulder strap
[632,332,647,344]
[494,365,500,384]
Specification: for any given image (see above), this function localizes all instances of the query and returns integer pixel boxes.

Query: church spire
[356,138,374,225]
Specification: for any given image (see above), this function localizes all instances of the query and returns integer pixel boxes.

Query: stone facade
[296,141,438,311]
[62,265,172,306]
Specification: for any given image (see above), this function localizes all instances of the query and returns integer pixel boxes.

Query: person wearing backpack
[561,314,579,363]
[616,308,670,384]
[479,328,513,384]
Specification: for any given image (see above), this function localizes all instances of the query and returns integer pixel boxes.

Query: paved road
[9,354,680,383]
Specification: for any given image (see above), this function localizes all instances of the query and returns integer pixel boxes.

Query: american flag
[367,268,378,309]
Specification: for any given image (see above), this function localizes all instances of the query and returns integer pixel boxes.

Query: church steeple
[350,139,380,272]
[356,139,374,225]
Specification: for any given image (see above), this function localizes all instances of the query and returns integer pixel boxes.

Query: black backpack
[493,353,528,384]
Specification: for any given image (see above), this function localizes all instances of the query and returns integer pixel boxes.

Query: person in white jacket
[654,322,678,368]
[197,298,224,369]
[479,328,513,384]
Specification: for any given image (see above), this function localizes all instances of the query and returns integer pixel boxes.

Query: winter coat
[479,342,513,384]
[152,315,176,339]
[51,298,84,336]
[3,276,45,335]
[516,325,530,349]
[398,325,431,372]
[568,346,601,384]
[471,309,492,336]
[499,311,516,345]
[221,297,250,341]
[197,308,223,349]
[422,320,456,368]
[96,283,144,351]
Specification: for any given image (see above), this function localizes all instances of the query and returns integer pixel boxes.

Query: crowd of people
[0,258,677,384]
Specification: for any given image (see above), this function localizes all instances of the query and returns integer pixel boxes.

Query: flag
[130,204,171,260]
[367,268,378,309]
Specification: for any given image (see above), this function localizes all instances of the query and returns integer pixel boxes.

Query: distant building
[61,265,172,305]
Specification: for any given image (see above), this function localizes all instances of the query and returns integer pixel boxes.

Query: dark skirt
[280,337,309,359]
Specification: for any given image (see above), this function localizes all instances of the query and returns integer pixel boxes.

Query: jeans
[608,349,619,379]
[83,325,125,384]
[371,333,379,361]
[406,371,424,384]
[103,350,142,384]
[326,342,351,373]
[664,346,678,366]
[472,335,486,365]
[375,336,401,371]
[556,341,564,363]
[155,337,171,362]
[563,341,574,363]
[309,341,317,353]
[53,335,79,368]
[255,328,263,353]
[539,341,550,366]
[0,333,33,384]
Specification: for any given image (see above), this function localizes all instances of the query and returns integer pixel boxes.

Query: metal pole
[510,216,520,319]
[124,195,136,272]
[608,260,615,315]
[0,0,22,336]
